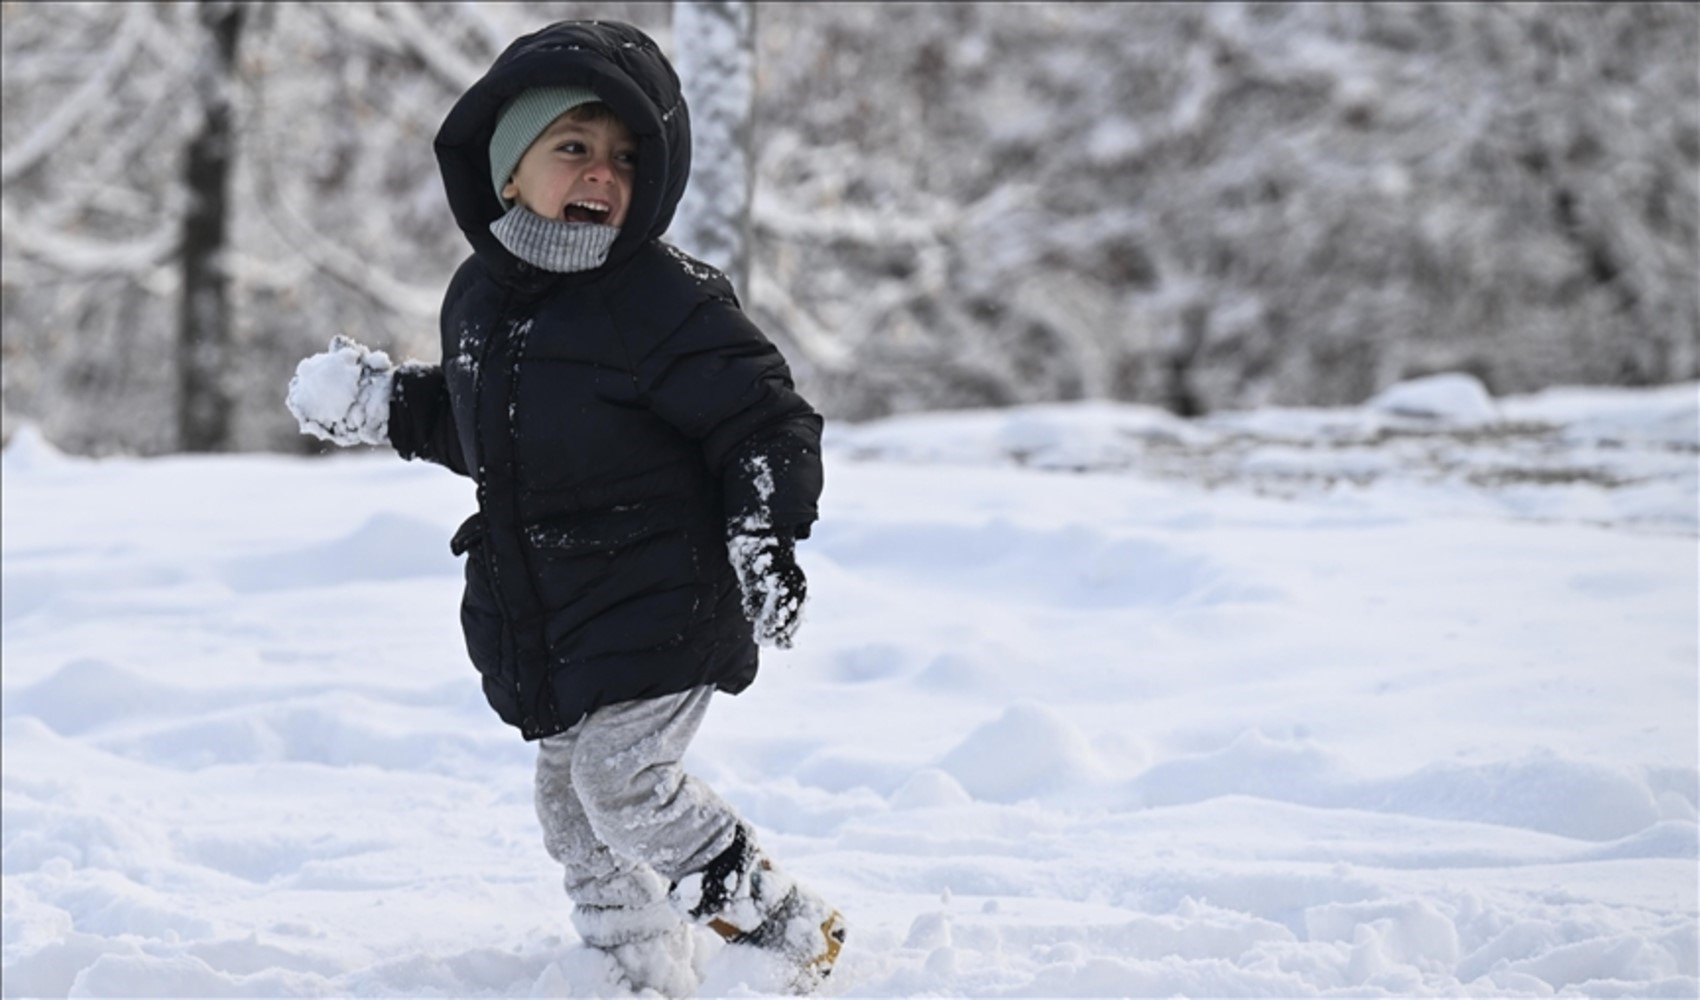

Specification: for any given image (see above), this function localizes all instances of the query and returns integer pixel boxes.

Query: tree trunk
[178,1,245,452]
[670,1,755,296]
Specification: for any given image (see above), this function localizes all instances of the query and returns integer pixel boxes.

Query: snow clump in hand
[285,336,397,446]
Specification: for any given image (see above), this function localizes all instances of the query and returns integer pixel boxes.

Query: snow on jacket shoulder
[388,20,823,740]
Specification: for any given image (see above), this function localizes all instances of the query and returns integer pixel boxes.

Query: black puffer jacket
[387,20,824,740]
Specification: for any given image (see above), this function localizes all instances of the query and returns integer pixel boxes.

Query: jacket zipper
[476,285,531,730]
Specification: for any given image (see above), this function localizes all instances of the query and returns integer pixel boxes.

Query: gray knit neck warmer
[490,205,620,273]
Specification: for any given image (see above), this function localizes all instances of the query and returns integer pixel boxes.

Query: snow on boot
[572,898,699,996]
[670,826,846,991]
[721,883,846,991]
[603,922,697,997]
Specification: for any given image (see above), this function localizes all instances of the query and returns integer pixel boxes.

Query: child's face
[500,111,637,227]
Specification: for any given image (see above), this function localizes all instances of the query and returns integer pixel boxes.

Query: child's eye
[555,141,586,155]
[615,151,638,168]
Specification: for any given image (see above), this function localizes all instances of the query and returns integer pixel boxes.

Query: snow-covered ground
[4,378,1697,997]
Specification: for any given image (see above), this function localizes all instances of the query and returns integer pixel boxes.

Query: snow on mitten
[285,335,397,446]
[727,528,807,649]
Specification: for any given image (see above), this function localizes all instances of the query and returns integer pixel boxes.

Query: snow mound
[2,423,69,472]
[818,520,1275,610]
[1376,754,1665,842]
[1126,731,1668,841]
[1305,897,1462,969]
[1502,382,1700,449]
[831,381,1700,531]
[218,511,456,592]
[1129,730,1344,808]
[1367,373,1498,422]
[938,702,1105,803]
[3,386,1693,997]
[889,768,973,809]
[4,657,199,736]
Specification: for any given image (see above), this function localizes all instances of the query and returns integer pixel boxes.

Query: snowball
[285,337,395,447]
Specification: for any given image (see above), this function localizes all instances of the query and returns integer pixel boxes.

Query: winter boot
[671,827,846,990]
[572,898,699,996]
[719,882,847,991]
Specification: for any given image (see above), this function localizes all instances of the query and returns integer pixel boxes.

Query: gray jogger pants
[533,685,743,946]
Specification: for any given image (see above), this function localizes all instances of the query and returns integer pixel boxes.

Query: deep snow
[3,380,1696,997]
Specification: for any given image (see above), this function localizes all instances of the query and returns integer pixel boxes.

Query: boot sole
[811,909,847,976]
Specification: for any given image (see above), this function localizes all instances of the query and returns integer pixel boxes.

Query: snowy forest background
[2,1,1696,457]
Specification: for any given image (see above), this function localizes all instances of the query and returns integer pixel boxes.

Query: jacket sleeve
[634,299,824,538]
[388,364,470,477]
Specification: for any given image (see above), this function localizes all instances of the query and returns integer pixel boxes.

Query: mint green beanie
[489,86,601,202]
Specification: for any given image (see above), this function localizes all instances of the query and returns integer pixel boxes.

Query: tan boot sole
[810,910,847,975]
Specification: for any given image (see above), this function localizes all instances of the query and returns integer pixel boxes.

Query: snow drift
[3,380,1696,995]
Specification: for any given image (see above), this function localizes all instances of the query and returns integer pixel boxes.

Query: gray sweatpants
[534,685,742,947]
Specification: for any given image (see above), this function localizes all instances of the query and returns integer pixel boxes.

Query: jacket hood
[435,20,691,273]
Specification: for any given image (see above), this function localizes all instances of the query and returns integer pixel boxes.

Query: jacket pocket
[523,498,695,556]
[450,512,486,557]
[525,501,709,659]
[459,534,517,721]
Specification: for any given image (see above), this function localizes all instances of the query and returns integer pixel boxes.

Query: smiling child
[286,20,842,996]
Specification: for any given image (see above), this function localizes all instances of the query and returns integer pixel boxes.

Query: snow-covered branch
[748,266,851,372]
[0,201,179,276]
[451,0,518,62]
[248,177,440,324]
[323,1,481,93]
[2,2,1693,455]
[0,3,149,184]
[751,193,948,249]
[378,2,484,91]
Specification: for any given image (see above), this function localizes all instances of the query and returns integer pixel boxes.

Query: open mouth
[563,200,612,224]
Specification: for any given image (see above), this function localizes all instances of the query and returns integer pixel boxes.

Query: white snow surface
[3,378,1697,997]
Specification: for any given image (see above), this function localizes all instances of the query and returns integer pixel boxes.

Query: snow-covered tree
[3,3,195,454]
[1,2,670,454]
[3,2,1694,454]
[669,1,756,295]
[747,3,1699,418]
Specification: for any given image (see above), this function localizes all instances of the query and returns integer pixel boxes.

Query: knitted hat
[489,86,601,201]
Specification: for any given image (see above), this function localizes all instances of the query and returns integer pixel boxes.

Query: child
[285,19,842,995]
